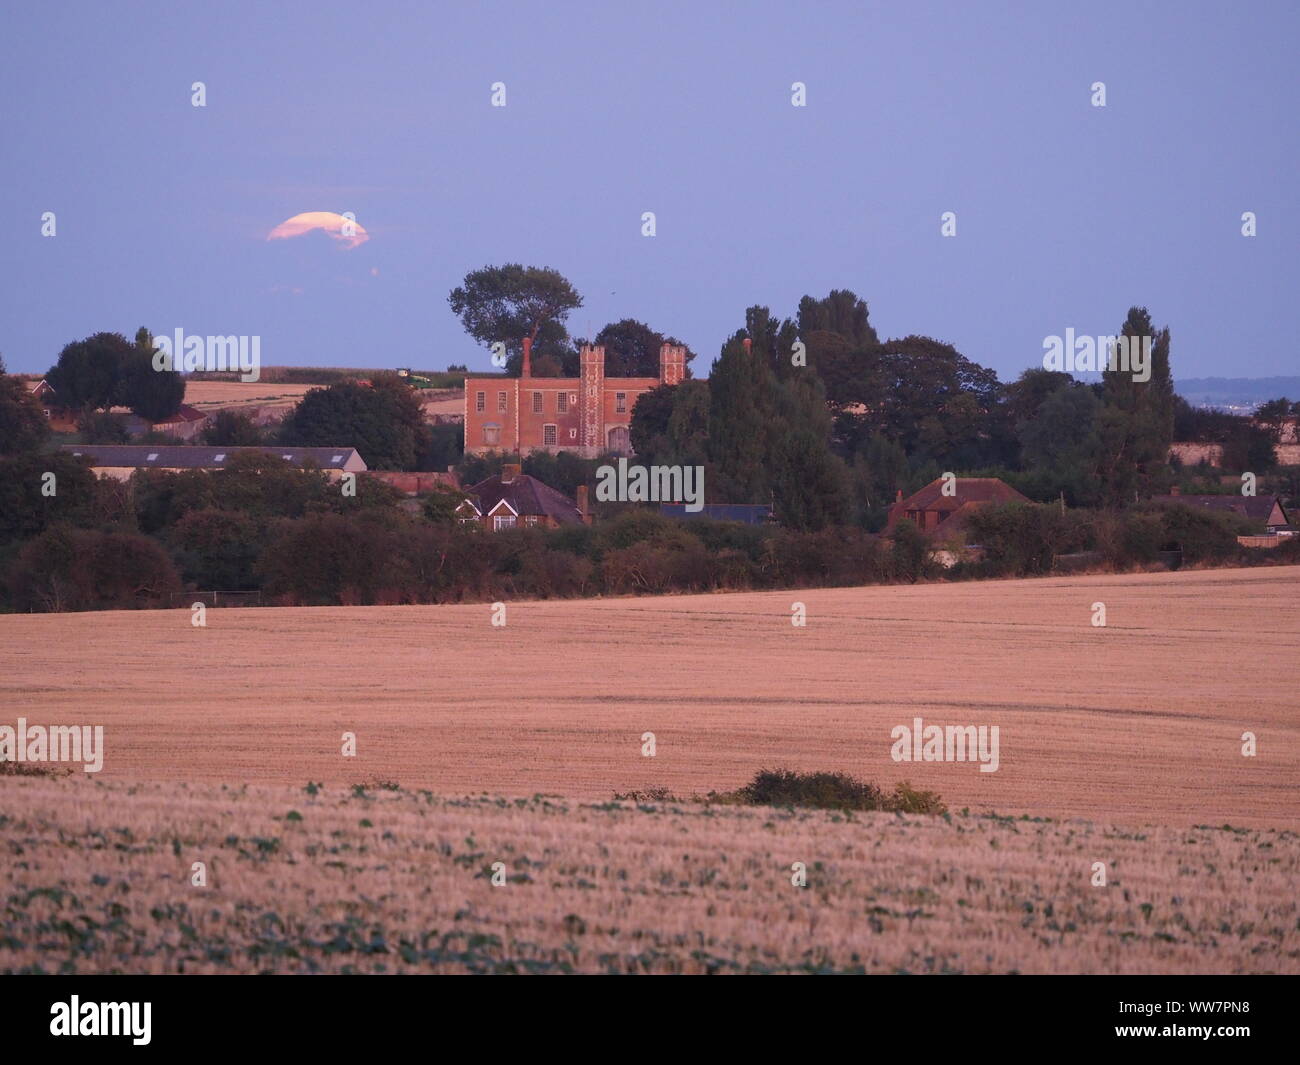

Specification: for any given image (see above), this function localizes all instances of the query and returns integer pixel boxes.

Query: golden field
[1,567,1297,828]
[181,380,318,411]
[181,379,465,418]
[2,776,1296,974]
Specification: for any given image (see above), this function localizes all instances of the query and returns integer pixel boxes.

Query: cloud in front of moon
[267,211,369,249]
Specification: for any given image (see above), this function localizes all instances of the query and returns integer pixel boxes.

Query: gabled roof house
[457,464,590,531]
[885,477,1030,542]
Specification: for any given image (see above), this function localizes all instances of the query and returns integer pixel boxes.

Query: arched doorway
[607,425,631,454]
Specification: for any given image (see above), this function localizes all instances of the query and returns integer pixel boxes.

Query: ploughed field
[2,776,1296,974]
[2,567,1296,828]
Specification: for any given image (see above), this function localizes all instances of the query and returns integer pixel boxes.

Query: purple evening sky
[1,0,1296,380]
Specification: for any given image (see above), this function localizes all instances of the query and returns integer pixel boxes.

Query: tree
[201,409,266,446]
[120,326,184,422]
[1017,382,1101,503]
[1003,368,1077,429]
[797,289,880,349]
[870,335,1003,465]
[628,380,711,466]
[0,369,50,455]
[426,421,463,472]
[46,332,134,412]
[77,410,131,443]
[7,525,180,612]
[0,451,99,546]
[708,326,782,502]
[448,264,582,375]
[279,374,430,470]
[1254,398,1293,444]
[1095,307,1174,505]
[167,508,262,589]
[769,372,852,530]
[796,290,882,405]
[585,319,696,378]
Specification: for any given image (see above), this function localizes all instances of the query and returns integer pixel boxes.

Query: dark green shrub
[722,768,946,814]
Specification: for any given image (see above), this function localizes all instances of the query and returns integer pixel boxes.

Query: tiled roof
[59,444,363,470]
[159,403,208,423]
[896,477,1028,512]
[885,477,1031,542]
[467,472,584,524]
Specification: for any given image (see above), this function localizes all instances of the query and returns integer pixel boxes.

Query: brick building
[456,464,591,531]
[463,339,686,458]
[885,477,1030,541]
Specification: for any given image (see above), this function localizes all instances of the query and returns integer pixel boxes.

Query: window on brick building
[557,391,568,413]
[482,424,501,446]
[475,391,485,412]
[532,391,542,413]
[615,392,626,413]
[494,515,516,531]
[498,391,507,412]
[543,424,557,446]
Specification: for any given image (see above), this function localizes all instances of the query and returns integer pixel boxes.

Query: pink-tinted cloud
[267,211,369,249]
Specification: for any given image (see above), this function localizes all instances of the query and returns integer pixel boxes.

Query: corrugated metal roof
[59,444,363,469]
[659,503,773,524]
[1151,494,1286,524]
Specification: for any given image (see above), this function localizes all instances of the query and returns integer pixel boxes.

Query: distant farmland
[2,567,1297,829]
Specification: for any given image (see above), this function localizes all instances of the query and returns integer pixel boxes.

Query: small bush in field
[710,768,946,814]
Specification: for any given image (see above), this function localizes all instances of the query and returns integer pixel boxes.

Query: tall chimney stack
[576,484,589,523]
[521,336,532,379]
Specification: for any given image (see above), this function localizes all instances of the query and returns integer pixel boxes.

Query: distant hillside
[1176,377,1300,408]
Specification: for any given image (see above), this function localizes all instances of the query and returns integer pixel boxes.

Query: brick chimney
[576,484,589,523]
[502,463,521,483]
[896,489,904,502]
[1170,484,1180,496]
[521,336,532,379]
[742,337,752,354]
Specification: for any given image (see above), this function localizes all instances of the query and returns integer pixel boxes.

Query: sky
[2,0,1296,382]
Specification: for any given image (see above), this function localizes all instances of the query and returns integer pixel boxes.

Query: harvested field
[2,776,1295,974]
[1,567,1297,828]
[180,380,463,420]
[182,380,318,410]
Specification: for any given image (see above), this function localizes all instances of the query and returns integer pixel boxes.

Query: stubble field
[2,776,1296,974]
[2,566,1298,973]
[2,566,1297,826]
